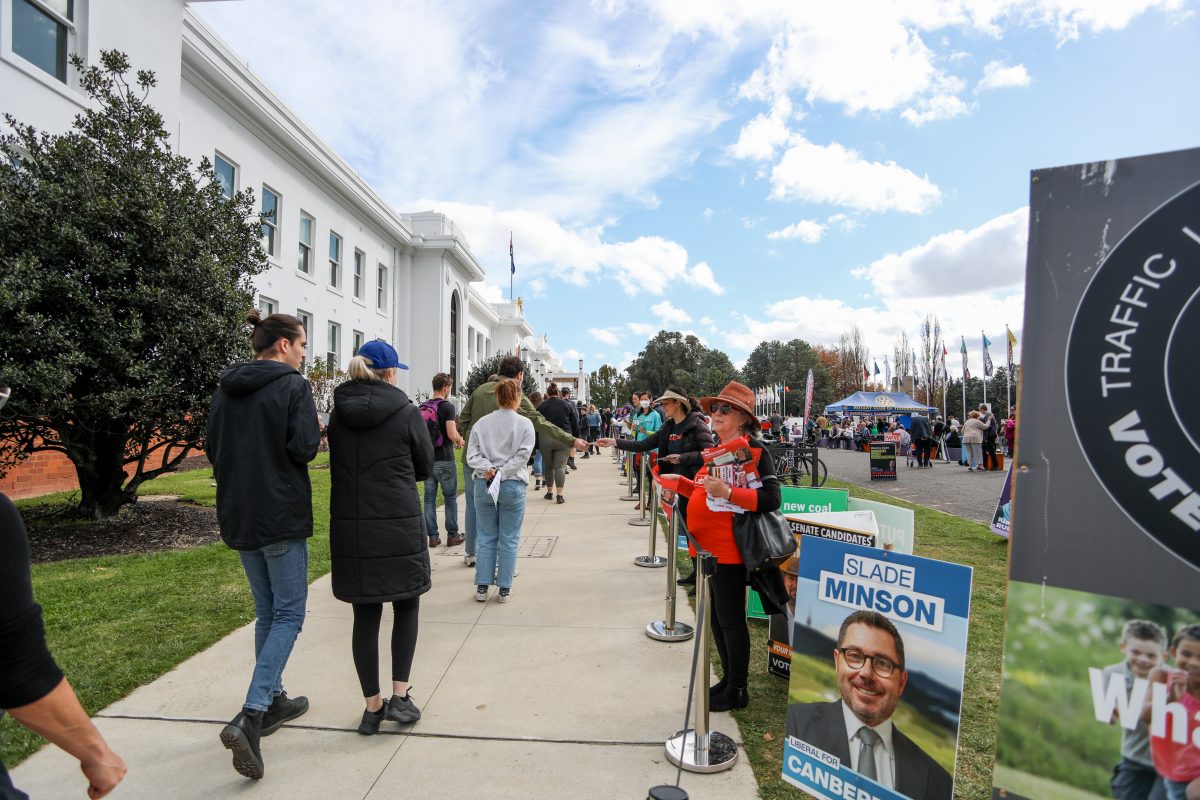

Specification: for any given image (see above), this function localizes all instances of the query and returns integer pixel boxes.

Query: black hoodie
[206,360,321,550]
[327,379,434,603]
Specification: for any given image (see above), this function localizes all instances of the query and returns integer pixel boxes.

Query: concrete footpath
[13,453,759,799]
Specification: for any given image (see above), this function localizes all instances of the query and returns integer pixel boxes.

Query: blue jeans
[1164,779,1190,800]
[238,538,308,712]
[532,449,543,477]
[423,460,459,538]
[472,478,526,589]
[464,466,477,556]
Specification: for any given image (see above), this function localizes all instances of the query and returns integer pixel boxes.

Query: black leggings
[708,563,750,689]
[351,598,419,697]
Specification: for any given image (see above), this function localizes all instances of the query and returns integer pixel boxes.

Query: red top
[663,448,770,566]
[1150,671,1200,782]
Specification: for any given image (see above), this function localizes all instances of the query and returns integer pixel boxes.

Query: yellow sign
[873,394,897,407]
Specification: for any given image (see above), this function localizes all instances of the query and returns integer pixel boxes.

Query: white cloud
[689,262,726,295]
[900,74,970,125]
[961,0,1188,44]
[627,322,658,336]
[728,98,796,161]
[856,207,1029,297]
[827,213,862,232]
[473,282,505,303]
[767,219,827,243]
[702,208,714,219]
[769,135,942,213]
[650,300,692,324]
[588,327,621,346]
[560,348,582,362]
[976,61,1032,92]
[528,277,547,296]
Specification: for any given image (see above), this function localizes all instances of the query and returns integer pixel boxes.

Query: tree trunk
[73,431,136,520]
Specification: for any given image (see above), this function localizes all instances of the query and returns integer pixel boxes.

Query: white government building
[1,0,589,402]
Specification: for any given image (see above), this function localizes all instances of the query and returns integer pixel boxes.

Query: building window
[467,326,475,360]
[328,231,341,288]
[376,264,387,311]
[12,0,73,83]
[261,186,279,257]
[352,330,364,356]
[352,249,365,301]
[327,321,340,366]
[258,296,277,317]
[297,212,313,274]
[213,152,236,199]
[296,310,311,371]
[449,291,459,391]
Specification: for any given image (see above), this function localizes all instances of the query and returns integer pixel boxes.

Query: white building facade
[1,0,553,400]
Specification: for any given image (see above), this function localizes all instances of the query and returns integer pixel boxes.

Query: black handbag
[731,505,797,572]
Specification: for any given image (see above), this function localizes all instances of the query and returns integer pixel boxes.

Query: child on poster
[1145,625,1200,800]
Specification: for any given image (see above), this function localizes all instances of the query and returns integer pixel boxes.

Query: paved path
[13,454,756,799]
[812,444,1008,524]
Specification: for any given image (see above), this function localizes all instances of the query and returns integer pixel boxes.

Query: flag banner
[982,338,994,377]
[509,233,515,275]
[1006,326,1016,370]
[873,361,880,376]
[991,147,1200,800]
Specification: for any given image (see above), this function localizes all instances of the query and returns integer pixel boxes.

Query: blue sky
[194,0,1200,375]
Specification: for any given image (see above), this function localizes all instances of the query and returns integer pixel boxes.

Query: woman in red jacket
[662,381,781,711]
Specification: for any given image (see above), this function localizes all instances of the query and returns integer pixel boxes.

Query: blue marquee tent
[824,391,937,416]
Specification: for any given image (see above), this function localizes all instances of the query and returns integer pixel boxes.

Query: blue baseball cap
[358,340,408,370]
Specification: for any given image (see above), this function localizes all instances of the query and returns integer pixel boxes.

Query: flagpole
[981,330,988,408]
[1006,324,1012,415]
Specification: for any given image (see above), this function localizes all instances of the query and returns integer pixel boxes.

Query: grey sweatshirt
[466,408,535,484]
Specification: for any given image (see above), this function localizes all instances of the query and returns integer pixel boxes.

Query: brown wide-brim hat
[699,381,757,423]
[653,389,690,405]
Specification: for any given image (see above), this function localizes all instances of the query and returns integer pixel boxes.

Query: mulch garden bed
[24,500,222,564]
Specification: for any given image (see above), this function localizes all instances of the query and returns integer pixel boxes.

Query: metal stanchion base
[634,554,668,567]
[628,517,651,526]
[665,729,738,773]
[646,619,693,641]
[619,494,639,501]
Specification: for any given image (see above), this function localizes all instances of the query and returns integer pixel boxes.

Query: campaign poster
[786,511,878,548]
[989,468,1012,539]
[782,536,972,800]
[992,147,1200,800]
[781,486,850,515]
[993,583,1198,799]
[847,497,915,555]
[870,442,897,481]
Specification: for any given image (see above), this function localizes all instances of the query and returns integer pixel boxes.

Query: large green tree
[588,363,625,409]
[0,51,266,519]
[740,338,834,415]
[625,331,739,399]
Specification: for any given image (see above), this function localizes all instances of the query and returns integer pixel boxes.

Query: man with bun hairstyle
[206,310,321,780]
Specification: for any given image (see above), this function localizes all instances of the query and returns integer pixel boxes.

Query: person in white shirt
[785,611,952,800]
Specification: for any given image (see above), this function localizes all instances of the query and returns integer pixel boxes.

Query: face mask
[640,400,650,409]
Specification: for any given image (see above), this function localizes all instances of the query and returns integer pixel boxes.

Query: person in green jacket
[458,355,586,566]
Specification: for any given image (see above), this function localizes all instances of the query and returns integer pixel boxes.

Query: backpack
[419,398,446,448]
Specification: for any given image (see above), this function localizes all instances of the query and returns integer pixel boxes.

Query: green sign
[779,486,849,515]
[847,497,914,554]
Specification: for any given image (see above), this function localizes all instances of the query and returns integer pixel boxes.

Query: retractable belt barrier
[645,468,692,639]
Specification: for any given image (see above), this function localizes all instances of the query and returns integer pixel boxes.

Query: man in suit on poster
[786,610,953,800]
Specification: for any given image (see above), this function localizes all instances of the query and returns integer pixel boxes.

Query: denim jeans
[473,478,527,589]
[423,460,459,538]
[464,468,477,556]
[532,449,543,477]
[238,538,308,712]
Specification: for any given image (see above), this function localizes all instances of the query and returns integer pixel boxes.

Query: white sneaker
[497,588,511,603]
[475,585,489,602]
[464,554,476,567]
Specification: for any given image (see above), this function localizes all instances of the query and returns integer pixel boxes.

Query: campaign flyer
[701,435,761,513]
[989,467,1012,539]
[870,441,898,481]
[782,536,972,800]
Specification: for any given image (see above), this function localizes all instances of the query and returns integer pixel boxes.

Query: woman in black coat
[327,340,434,735]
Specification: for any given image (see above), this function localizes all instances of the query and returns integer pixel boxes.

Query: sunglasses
[707,402,735,415]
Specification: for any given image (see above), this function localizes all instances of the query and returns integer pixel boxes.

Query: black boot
[709,684,750,712]
[709,678,727,697]
[261,691,309,736]
[220,708,265,779]
[676,573,696,586]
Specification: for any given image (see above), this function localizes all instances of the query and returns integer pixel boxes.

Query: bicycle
[767,442,827,487]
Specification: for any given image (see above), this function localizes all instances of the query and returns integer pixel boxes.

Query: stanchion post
[620,452,638,500]
[646,493,692,638]
[666,552,737,772]
[628,455,651,523]
[633,470,665,557]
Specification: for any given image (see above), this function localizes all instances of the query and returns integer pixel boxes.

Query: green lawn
[677,477,1010,800]
[1,453,465,768]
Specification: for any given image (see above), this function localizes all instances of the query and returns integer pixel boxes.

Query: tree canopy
[740,338,835,415]
[624,331,739,399]
[587,363,626,409]
[0,51,267,519]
